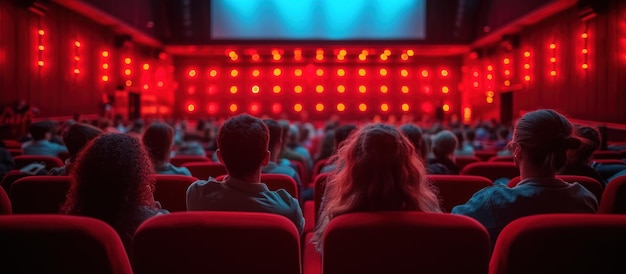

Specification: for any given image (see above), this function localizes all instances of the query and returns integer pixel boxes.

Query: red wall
[463,0,626,124]
[0,1,174,120]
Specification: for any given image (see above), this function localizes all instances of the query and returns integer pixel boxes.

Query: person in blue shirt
[22,121,68,157]
[186,114,304,234]
[142,121,192,176]
[452,109,598,249]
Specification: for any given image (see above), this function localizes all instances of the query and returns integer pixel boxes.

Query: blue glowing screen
[211,0,426,40]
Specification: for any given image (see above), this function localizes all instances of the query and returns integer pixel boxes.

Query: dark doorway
[500,92,513,125]
[128,92,141,121]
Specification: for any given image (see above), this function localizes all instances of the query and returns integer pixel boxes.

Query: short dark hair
[334,124,357,148]
[569,126,600,162]
[29,121,53,141]
[218,114,269,177]
[399,123,424,157]
[262,119,283,154]
[63,123,103,158]
[142,122,175,167]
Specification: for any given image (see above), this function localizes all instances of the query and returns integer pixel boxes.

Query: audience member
[186,114,304,233]
[62,133,168,256]
[142,122,192,176]
[0,146,15,180]
[312,123,442,250]
[320,123,357,173]
[399,123,427,161]
[261,119,305,199]
[21,121,68,157]
[452,109,598,249]
[175,133,207,157]
[453,128,474,156]
[559,126,607,186]
[313,130,335,164]
[465,128,483,151]
[126,118,145,139]
[48,123,102,176]
[427,130,460,174]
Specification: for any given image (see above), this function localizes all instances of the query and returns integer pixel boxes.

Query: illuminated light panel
[441,69,449,77]
[524,75,531,82]
[187,103,195,112]
[487,74,493,80]
[337,85,345,93]
[273,68,282,76]
[358,103,367,112]
[379,68,388,76]
[549,43,556,50]
[272,103,282,113]
[230,86,238,94]
[229,104,238,112]
[401,53,409,60]
[337,55,345,61]
[504,69,511,76]
[315,103,324,112]
[337,68,345,77]
[187,86,196,95]
[252,54,260,61]
[358,54,367,61]
[37,60,44,67]
[550,70,557,76]
[142,63,149,70]
[582,48,588,54]
[74,56,80,61]
[210,70,218,77]
[316,85,324,93]
[339,49,347,56]
[487,91,495,97]
[407,50,414,56]
[73,68,80,74]
[524,64,530,69]
[74,41,81,48]
[423,86,431,94]
[486,97,494,103]
[336,103,346,112]
[124,58,131,65]
[487,65,494,71]
[249,103,260,114]
[316,69,324,76]
[316,54,324,61]
[143,84,149,90]
[524,51,531,57]
[472,82,479,88]
[401,86,409,94]
[550,57,557,63]
[358,68,366,76]
[157,81,164,87]
[38,45,44,51]
[230,69,239,77]
[582,63,589,69]
[400,69,409,77]
[380,103,389,112]
[358,85,367,93]
[294,103,303,112]
[294,85,303,94]
[124,69,132,76]
[38,29,44,35]
[443,104,450,112]
[125,80,132,86]
[101,75,109,81]
[504,80,511,86]
[188,69,197,77]
[207,103,218,114]
[380,85,388,93]
[442,86,449,94]
[102,51,109,57]
[273,54,281,61]
[273,86,281,94]
[383,49,391,56]
[503,58,510,65]
[581,33,588,39]
[252,69,260,77]
[472,71,479,77]
[380,54,388,61]
[421,70,429,77]
[294,68,303,77]
[251,85,260,94]
[463,107,472,123]
[401,103,410,112]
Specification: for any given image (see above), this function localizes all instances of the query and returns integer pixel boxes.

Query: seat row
[1,211,626,274]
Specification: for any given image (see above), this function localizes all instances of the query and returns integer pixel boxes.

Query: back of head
[218,114,269,178]
[399,123,424,157]
[29,121,52,141]
[512,109,580,171]
[142,122,175,167]
[334,124,357,149]
[63,123,103,158]
[262,119,283,154]
[63,133,154,225]
[432,130,458,158]
[466,128,476,142]
[568,126,600,163]
[453,129,464,148]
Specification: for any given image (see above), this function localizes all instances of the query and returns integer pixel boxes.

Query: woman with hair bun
[452,109,597,249]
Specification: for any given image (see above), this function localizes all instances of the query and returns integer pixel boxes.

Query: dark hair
[62,133,156,228]
[29,121,52,141]
[399,123,425,158]
[263,119,283,153]
[466,128,476,142]
[568,126,600,163]
[513,109,580,171]
[334,124,358,149]
[63,123,103,159]
[218,114,269,177]
[431,130,458,158]
[142,122,175,168]
[453,129,464,149]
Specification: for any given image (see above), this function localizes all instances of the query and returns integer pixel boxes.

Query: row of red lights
[225,48,417,62]
[186,102,452,114]
[188,68,450,78]
[189,84,449,95]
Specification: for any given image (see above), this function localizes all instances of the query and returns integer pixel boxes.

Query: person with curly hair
[452,109,598,249]
[312,123,442,250]
[62,133,168,256]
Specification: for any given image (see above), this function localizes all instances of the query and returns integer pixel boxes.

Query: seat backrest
[133,211,301,274]
[489,155,514,162]
[312,159,327,180]
[428,175,493,212]
[474,150,498,161]
[0,215,132,274]
[599,175,626,214]
[322,212,489,274]
[592,150,622,159]
[290,160,307,187]
[169,155,210,167]
[594,159,626,165]
[461,162,519,181]
[181,161,227,180]
[0,170,28,193]
[490,213,626,274]
[261,173,299,199]
[13,155,64,170]
[2,139,22,149]
[153,174,198,212]
[0,186,11,214]
[10,175,71,214]
[313,172,331,224]
[7,148,21,157]
[455,156,481,171]
[507,175,603,202]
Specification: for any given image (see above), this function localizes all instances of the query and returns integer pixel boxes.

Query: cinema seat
[427,175,493,212]
[507,175,603,202]
[153,174,198,212]
[0,187,11,215]
[0,215,132,274]
[599,175,626,214]
[313,172,331,224]
[490,214,626,274]
[133,211,301,274]
[592,150,622,159]
[181,161,227,180]
[488,155,514,162]
[169,155,210,167]
[13,155,64,170]
[455,156,481,171]
[322,212,489,274]
[261,173,299,200]
[10,175,71,214]
[461,162,519,182]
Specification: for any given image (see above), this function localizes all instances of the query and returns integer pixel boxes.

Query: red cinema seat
[181,161,227,180]
[261,173,299,200]
[599,175,626,214]
[13,155,63,170]
[428,175,493,212]
[489,155,514,162]
[169,155,210,167]
[10,176,71,214]
[455,156,481,171]
[153,174,198,212]
[0,187,11,215]
[461,162,519,182]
